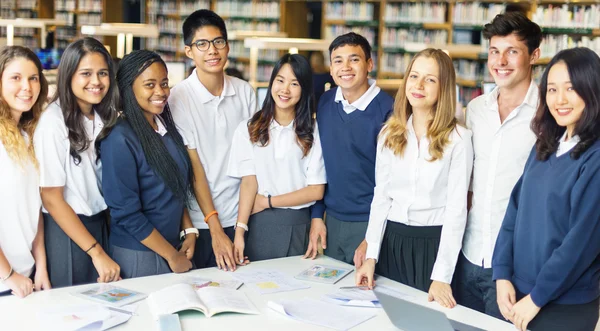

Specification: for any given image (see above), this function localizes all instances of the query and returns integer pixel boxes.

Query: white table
[0,256,514,330]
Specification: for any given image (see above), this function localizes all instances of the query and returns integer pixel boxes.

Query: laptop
[373,287,486,331]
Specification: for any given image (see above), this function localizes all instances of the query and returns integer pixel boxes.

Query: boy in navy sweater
[304,33,393,264]
[493,48,600,331]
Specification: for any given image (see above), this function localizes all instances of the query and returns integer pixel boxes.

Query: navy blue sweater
[493,141,600,307]
[311,89,393,221]
[101,120,188,251]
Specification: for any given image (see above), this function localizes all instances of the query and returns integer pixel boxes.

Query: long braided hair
[104,50,195,206]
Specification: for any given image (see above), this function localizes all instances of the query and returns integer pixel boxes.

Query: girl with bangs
[228,53,326,263]
[34,37,120,287]
[0,46,50,297]
[355,49,473,309]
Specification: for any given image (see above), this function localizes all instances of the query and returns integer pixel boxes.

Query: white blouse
[34,102,107,216]
[365,116,474,284]
[227,119,327,209]
[0,135,41,292]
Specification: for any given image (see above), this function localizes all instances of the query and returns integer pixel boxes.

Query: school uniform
[456,81,538,319]
[101,117,189,278]
[227,119,327,261]
[169,71,257,268]
[493,135,600,330]
[312,80,394,264]
[33,102,108,288]
[0,134,41,295]
[365,117,473,292]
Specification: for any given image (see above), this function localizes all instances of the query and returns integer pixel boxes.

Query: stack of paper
[268,298,376,331]
[232,269,310,294]
[37,303,137,331]
[323,288,380,308]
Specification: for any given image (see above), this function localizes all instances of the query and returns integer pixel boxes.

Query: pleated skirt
[44,211,109,288]
[375,220,442,292]
[245,207,311,262]
[110,245,172,279]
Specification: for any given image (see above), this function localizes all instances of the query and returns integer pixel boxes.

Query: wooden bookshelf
[0,0,55,49]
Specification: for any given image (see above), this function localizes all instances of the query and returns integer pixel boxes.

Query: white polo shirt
[169,71,258,229]
[462,81,538,268]
[334,79,381,114]
[227,119,327,209]
[34,102,107,216]
[0,135,41,292]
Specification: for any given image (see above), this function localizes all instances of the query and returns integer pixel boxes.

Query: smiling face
[487,33,538,90]
[330,44,373,96]
[546,61,585,139]
[1,57,41,121]
[405,56,440,114]
[132,62,170,123]
[184,26,229,76]
[271,63,301,114]
[70,52,110,113]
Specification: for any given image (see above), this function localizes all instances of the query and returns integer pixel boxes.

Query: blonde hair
[381,48,457,161]
[0,46,48,168]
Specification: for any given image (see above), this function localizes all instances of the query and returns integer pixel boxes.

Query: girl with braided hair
[99,50,196,278]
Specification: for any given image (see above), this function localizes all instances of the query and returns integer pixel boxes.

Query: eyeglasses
[189,37,227,52]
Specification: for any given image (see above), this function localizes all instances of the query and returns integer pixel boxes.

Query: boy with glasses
[169,9,257,271]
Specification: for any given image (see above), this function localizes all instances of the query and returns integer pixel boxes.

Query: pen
[339,285,370,290]
[107,306,138,316]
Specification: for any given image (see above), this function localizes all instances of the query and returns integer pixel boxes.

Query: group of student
[1,8,599,331]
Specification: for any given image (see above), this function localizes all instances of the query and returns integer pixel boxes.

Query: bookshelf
[1,0,55,49]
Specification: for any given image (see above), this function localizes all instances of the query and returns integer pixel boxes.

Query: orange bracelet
[204,210,219,223]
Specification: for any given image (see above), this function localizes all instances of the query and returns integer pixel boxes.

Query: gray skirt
[110,245,172,279]
[245,207,310,262]
[44,211,109,288]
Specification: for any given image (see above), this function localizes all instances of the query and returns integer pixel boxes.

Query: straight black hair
[112,50,196,206]
[182,9,228,46]
[532,47,600,160]
[52,37,118,165]
[247,53,316,157]
[482,12,542,55]
[328,32,372,61]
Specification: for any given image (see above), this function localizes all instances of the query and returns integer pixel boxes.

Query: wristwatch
[180,228,199,240]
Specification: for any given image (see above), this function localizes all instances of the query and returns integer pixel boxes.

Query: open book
[147,283,259,319]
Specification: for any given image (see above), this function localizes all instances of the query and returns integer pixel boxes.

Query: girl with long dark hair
[0,46,50,297]
[34,37,120,287]
[100,50,196,278]
[493,47,600,331]
[228,53,326,263]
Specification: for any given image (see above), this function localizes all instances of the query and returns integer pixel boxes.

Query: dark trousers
[454,252,503,320]
[517,290,599,331]
[323,214,368,265]
[192,226,235,269]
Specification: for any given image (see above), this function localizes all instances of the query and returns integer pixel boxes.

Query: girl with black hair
[228,53,326,263]
[100,50,195,278]
[493,47,600,331]
[34,37,120,287]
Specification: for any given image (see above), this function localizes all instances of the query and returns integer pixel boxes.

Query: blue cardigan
[493,141,600,307]
[311,89,393,221]
[101,120,189,251]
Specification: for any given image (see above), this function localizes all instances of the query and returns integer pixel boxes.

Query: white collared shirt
[365,116,473,284]
[169,71,258,228]
[557,132,580,157]
[227,119,327,209]
[0,134,40,292]
[334,79,381,114]
[154,115,167,136]
[462,81,539,268]
[34,102,107,216]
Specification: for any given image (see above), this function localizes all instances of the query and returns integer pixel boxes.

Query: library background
[1,0,600,107]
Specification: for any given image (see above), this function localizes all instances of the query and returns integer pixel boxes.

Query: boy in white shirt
[455,12,542,319]
[169,9,257,271]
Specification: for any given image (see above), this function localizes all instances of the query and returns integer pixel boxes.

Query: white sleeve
[227,121,256,178]
[365,136,394,261]
[305,124,327,185]
[430,129,474,284]
[33,110,68,187]
[169,93,197,149]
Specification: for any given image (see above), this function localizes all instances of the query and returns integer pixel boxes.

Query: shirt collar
[155,115,168,136]
[334,79,381,111]
[484,80,539,110]
[559,130,580,144]
[269,119,295,131]
[190,69,236,104]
